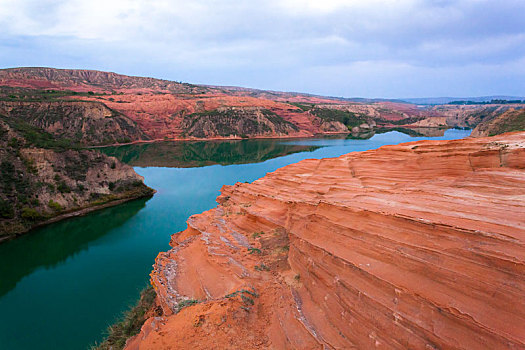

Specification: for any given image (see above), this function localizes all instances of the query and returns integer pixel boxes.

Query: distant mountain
[402,96,525,105]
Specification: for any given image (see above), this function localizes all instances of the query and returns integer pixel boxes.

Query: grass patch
[248,247,262,254]
[176,299,200,313]
[91,286,157,350]
[224,288,259,312]
[252,231,264,238]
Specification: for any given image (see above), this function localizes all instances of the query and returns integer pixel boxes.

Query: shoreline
[0,188,155,244]
[88,125,452,149]
[130,131,525,349]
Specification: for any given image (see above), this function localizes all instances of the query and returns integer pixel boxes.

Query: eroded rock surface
[7,68,524,141]
[471,108,525,137]
[128,132,525,349]
[0,118,154,239]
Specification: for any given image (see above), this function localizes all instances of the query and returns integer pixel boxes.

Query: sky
[0,0,524,98]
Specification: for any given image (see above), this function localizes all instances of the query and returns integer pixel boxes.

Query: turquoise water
[0,129,470,349]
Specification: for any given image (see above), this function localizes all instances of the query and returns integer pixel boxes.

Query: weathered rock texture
[428,104,524,129]
[129,132,525,349]
[6,67,523,141]
[180,107,301,138]
[0,100,148,145]
[471,108,525,137]
[0,118,154,240]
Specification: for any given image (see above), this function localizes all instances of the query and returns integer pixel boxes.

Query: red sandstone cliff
[127,132,525,349]
[7,67,520,141]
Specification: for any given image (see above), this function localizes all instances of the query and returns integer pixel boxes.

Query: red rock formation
[3,67,486,141]
[471,108,525,137]
[127,132,525,349]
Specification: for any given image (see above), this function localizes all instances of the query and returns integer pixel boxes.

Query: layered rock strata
[0,118,154,240]
[8,67,522,141]
[471,108,525,137]
[128,132,525,349]
[0,100,148,145]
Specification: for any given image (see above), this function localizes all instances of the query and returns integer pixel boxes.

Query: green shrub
[57,181,71,193]
[0,199,14,219]
[22,156,38,174]
[48,200,63,212]
[176,299,200,312]
[248,247,262,254]
[21,207,42,221]
[46,183,56,192]
[7,137,21,148]
[252,231,264,238]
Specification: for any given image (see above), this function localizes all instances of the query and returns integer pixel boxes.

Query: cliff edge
[127,132,525,349]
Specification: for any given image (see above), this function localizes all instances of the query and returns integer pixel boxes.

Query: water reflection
[100,128,449,168]
[0,129,471,350]
[0,198,149,298]
[100,138,321,168]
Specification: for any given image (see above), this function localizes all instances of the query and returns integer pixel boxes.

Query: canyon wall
[129,132,525,349]
[471,108,525,137]
[0,100,148,145]
[0,117,154,241]
[427,104,524,129]
[6,68,524,142]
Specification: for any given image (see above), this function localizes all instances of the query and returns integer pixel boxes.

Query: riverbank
[0,129,472,350]
[0,185,155,243]
[92,286,158,350]
[128,132,525,349]
[88,125,449,148]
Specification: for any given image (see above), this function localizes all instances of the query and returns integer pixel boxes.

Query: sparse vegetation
[252,231,264,238]
[248,247,262,254]
[224,288,259,312]
[182,108,298,138]
[20,207,42,221]
[309,107,368,129]
[254,263,270,271]
[0,199,14,219]
[0,120,153,238]
[488,109,525,136]
[176,299,200,312]
[91,286,158,350]
[48,199,63,212]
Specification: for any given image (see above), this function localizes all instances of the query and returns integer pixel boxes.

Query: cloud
[0,0,524,97]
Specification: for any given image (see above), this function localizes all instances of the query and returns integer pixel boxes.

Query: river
[0,129,470,349]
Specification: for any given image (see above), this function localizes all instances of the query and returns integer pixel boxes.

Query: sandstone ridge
[128,132,525,349]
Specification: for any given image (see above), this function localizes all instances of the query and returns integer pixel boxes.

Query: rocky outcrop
[471,108,525,137]
[428,104,524,129]
[129,132,525,349]
[180,107,300,139]
[0,100,148,145]
[0,119,154,241]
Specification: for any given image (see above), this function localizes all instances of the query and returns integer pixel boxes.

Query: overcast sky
[0,0,524,98]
